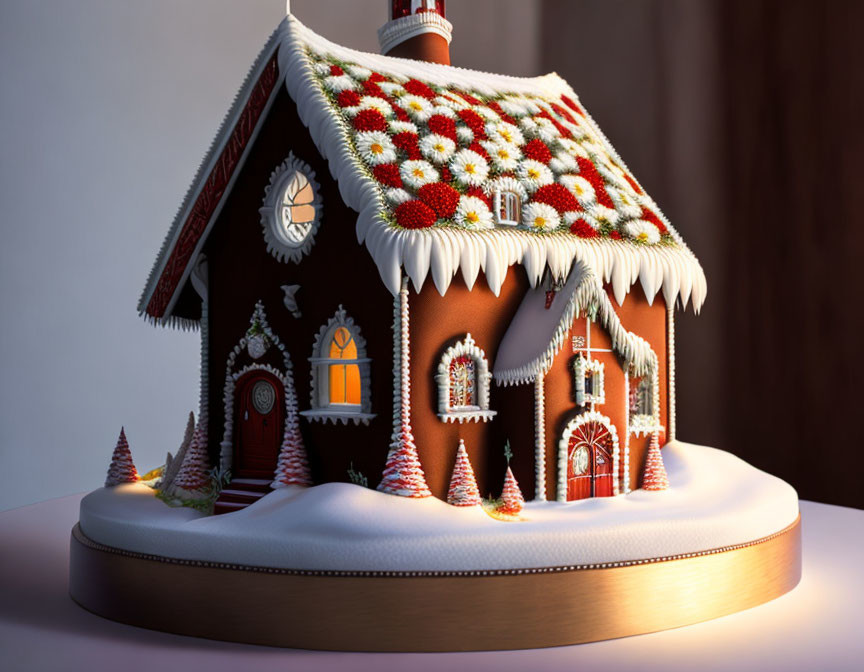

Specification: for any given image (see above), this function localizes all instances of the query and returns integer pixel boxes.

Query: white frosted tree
[105,427,139,486]
[642,434,670,491]
[171,424,210,492]
[499,466,525,515]
[272,372,311,488]
[160,411,195,492]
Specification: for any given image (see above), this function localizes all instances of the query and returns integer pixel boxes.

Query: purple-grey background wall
[1,0,860,510]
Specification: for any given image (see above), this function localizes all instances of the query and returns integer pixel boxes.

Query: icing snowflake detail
[522,202,561,232]
[419,133,457,164]
[356,131,397,165]
[622,219,661,244]
[449,149,490,187]
[454,195,494,230]
[400,160,439,189]
[517,159,554,193]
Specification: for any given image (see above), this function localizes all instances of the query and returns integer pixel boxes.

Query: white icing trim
[304,305,375,422]
[667,304,676,442]
[378,12,453,55]
[534,376,546,502]
[557,411,621,502]
[573,355,605,406]
[278,16,707,309]
[259,153,323,263]
[219,302,296,472]
[435,333,496,423]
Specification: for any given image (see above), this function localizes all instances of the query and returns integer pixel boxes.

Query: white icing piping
[278,16,707,310]
[667,304,676,442]
[534,376,547,502]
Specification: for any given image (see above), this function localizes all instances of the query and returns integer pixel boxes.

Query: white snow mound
[78,442,799,572]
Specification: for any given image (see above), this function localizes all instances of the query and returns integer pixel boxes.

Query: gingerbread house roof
[139,15,706,326]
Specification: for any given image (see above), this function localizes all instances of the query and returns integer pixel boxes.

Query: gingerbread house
[138,2,706,513]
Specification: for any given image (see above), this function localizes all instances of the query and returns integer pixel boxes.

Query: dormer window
[495,190,521,226]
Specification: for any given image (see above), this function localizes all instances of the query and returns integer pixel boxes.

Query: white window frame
[436,334,496,423]
[494,190,521,227]
[628,368,663,437]
[300,306,375,425]
[573,354,605,406]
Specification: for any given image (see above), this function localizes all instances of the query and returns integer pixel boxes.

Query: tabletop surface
[1,495,862,672]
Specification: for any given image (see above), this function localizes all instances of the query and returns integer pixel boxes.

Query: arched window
[436,334,496,423]
[301,306,375,425]
[495,190,521,226]
[628,371,661,436]
[573,354,605,406]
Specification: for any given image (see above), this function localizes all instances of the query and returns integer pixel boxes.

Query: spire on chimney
[378,0,452,65]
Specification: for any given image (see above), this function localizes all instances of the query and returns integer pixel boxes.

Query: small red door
[566,419,616,500]
[234,370,283,479]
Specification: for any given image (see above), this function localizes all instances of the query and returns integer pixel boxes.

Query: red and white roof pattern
[139,16,706,324]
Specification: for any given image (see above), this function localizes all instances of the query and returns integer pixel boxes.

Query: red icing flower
[609,230,623,240]
[337,90,361,108]
[570,219,599,238]
[576,157,614,207]
[427,114,458,141]
[454,90,482,106]
[468,142,490,160]
[395,200,437,229]
[457,109,487,139]
[392,105,410,122]
[549,101,576,124]
[404,79,437,99]
[329,64,344,76]
[487,101,517,126]
[373,163,402,188]
[362,79,387,99]
[439,165,453,183]
[524,139,553,164]
[368,72,387,83]
[418,182,460,218]
[392,132,421,160]
[560,94,584,116]
[532,183,580,213]
[466,187,492,208]
[624,174,643,194]
[353,108,388,132]
[641,207,668,234]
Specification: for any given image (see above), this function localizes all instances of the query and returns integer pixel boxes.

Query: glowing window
[328,327,361,406]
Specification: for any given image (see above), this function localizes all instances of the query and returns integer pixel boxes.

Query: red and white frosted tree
[378,278,431,498]
[642,434,670,491]
[447,439,482,506]
[272,375,312,488]
[498,466,525,515]
[171,424,210,491]
[105,427,139,487]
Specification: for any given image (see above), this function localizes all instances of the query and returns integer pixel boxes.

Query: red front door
[566,419,615,500]
[234,370,283,479]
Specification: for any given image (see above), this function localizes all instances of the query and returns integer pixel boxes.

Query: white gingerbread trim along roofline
[279,16,706,310]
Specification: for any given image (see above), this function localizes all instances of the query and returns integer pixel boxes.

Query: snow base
[78,442,799,572]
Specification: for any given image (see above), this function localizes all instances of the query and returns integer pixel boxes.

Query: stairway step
[217,490,265,504]
[213,501,248,515]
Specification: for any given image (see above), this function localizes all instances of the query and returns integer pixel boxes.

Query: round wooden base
[69,517,801,652]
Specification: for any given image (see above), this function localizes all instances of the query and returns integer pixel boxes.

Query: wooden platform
[69,516,801,652]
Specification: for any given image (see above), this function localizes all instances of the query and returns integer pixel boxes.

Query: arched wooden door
[565,417,616,500]
[234,370,283,479]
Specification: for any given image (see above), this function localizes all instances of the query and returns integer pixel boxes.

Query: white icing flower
[498,98,530,118]
[564,211,598,228]
[389,120,418,134]
[607,185,642,219]
[623,219,661,244]
[400,160,439,189]
[456,125,474,145]
[449,149,489,187]
[355,131,396,165]
[483,175,528,201]
[474,106,500,122]
[454,196,494,230]
[313,62,331,76]
[431,105,457,119]
[535,117,561,144]
[549,151,578,174]
[482,140,522,172]
[346,65,372,80]
[587,204,620,228]
[522,98,542,115]
[358,95,393,118]
[486,121,524,146]
[323,74,357,93]
[379,82,406,97]
[401,95,434,122]
[559,174,596,207]
[519,116,539,136]
[384,188,413,205]
[517,159,554,193]
[522,201,561,232]
[434,95,468,110]
[419,133,456,164]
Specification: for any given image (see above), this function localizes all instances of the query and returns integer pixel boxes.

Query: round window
[251,380,276,415]
[571,445,589,476]
[260,153,322,263]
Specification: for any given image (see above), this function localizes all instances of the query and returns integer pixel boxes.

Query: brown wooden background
[541,0,864,509]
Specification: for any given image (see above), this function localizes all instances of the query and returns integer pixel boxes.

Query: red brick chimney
[378,0,452,65]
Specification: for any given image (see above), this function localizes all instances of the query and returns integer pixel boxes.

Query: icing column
[378,0,452,65]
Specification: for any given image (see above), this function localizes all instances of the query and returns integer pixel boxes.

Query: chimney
[378,0,452,65]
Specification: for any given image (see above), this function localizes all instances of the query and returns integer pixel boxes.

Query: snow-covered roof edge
[280,16,707,310]
[494,262,657,386]
[137,27,284,327]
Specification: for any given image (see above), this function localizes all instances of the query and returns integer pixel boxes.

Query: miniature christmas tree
[272,379,311,488]
[160,411,195,492]
[447,439,482,506]
[105,427,139,487]
[499,467,525,515]
[642,434,670,491]
[171,423,210,492]
[378,280,431,498]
